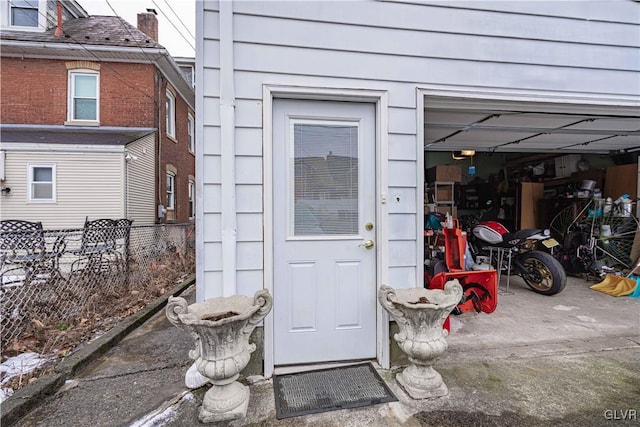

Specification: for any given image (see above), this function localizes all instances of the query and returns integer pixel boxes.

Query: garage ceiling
[424,101,640,154]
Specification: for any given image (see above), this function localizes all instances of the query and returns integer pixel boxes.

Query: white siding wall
[1,146,124,229]
[126,134,156,226]
[200,1,223,298]
[199,0,640,296]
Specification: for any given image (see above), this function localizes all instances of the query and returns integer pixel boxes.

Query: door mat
[273,363,397,419]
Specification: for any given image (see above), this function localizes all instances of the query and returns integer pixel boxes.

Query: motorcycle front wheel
[518,251,567,295]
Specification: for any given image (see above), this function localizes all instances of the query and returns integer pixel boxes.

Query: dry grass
[1,250,194,396]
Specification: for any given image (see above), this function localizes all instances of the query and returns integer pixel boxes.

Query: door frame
[263,85,389,378]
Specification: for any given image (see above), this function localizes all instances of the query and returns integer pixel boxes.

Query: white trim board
[419,84,640,113]
[0,143,125,153]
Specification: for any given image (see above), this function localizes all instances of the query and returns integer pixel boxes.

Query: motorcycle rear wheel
[518,251,567,295]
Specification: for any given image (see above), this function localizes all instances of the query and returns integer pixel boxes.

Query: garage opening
[422,96,640,284]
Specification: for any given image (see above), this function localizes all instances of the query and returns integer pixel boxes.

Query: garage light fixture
[451,150,475,160]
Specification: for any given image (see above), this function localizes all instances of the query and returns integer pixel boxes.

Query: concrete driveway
[11,275,640,426]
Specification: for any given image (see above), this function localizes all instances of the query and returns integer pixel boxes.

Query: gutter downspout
[195,0,205,302]
[220,0,237,297]
[157,73,163,224]
[125,155,129,218]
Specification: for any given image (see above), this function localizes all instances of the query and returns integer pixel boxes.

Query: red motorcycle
[468,216,567,296]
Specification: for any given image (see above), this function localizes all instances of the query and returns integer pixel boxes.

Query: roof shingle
[1,15,164,50]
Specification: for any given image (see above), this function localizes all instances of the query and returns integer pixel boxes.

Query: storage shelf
[426,182,456,216]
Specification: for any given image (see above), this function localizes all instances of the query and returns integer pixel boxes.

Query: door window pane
[292,123,358,236]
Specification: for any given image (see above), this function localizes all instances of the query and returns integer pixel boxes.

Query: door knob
[359,240,375,249]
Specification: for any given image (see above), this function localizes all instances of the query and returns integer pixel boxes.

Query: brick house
[0,0,195,228]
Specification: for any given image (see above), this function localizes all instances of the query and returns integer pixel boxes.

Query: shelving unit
[426,181,456,216]
[457,185,480,209]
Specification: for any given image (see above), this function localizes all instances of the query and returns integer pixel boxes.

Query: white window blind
[292,123,359,236]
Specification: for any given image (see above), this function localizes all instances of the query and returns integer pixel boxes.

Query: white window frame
[188,179,195,219]
[187,113,195,153]
[166,172,175,210]
[166,90,176,139]
[67,70,99,124]
[2,0,47,31]
[27,163,56,203]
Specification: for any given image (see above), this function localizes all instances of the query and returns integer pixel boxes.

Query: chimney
[54,1,63,36]
[137,9,158,41]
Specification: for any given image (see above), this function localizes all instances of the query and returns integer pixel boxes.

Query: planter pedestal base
[200,381,250,422]
[397,363,448,399]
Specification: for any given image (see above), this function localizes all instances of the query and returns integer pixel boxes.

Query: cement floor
[13,275,640,426]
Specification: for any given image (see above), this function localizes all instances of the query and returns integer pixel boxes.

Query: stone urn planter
[166,289,272,423]
[378,280,462,399]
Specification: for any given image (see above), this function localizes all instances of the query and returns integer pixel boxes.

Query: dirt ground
[1,254,194,395]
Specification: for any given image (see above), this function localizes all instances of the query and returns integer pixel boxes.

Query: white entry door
[273,99,377,366]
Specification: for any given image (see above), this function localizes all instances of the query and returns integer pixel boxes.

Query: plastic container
[614,194,629,205]
[581,180,596,191]
[622,199,632,216]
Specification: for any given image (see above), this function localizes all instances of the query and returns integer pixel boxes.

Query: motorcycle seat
[498,229,543,246]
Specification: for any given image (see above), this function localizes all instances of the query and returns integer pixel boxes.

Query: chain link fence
[1,221,195,348]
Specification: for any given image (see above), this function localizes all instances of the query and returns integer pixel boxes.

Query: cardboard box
[436,186,453,202]
[427,165,462,183]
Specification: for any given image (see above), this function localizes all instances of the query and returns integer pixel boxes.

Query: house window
[68,70,99,122]
[179,65,194,88]
[188,180,195,219]
[166,172,175,210]
[28,164,55,202]
[166,90,176,138]
[8,0,44,29]
[187,113,195,153]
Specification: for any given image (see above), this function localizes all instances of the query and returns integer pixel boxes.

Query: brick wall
[1,58,68,124]
[158,77,195,224]
[1,57,156,127]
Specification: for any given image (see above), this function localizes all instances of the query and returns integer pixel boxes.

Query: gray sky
[81,0,195,57]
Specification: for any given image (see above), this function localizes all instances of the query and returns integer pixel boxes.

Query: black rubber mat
[273,363,397,419]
